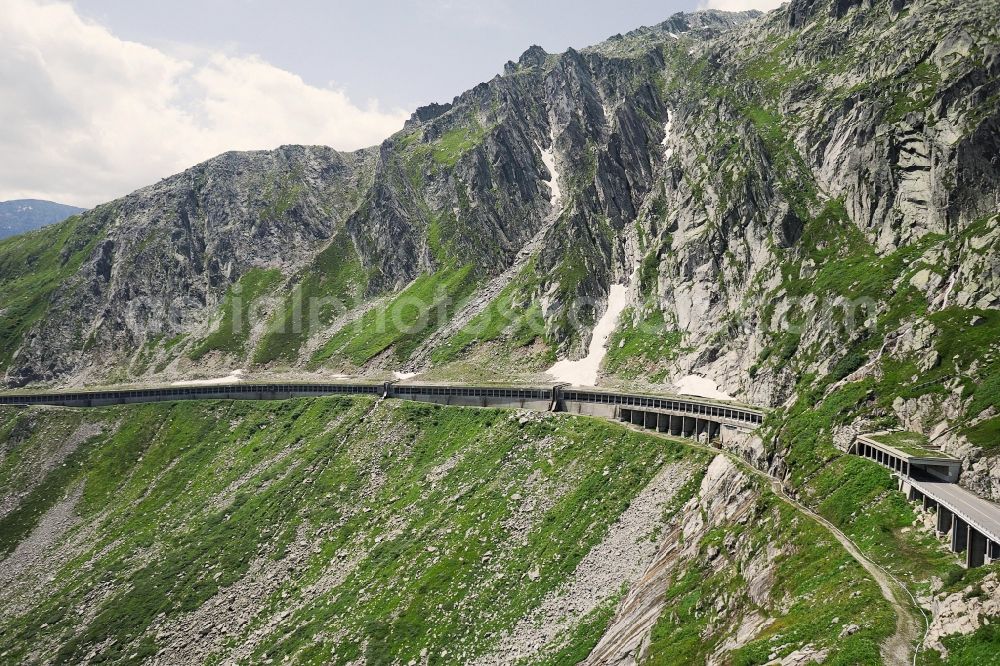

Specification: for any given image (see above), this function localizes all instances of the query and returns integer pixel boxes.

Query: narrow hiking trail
[623,423,926,666]
[762,477,924,666]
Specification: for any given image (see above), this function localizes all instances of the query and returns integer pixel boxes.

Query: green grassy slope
[310,267,479,369]
[644,490,894,665]
[0,399,897,665]
[188,268,284,361]
[254,233,367,366]
[0,399,685,664]
[0,212,108,373]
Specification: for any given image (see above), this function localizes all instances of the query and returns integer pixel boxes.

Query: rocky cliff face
[662,0,999,403]
[1,146,375,386]
[582,454,896,664]
[922,571,1000,659]
[0,2,998,487]
[0,11,764,387]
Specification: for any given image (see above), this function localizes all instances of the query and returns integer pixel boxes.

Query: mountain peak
[504,44,550,75]
[655,8,763,35]
[518,44,548,68]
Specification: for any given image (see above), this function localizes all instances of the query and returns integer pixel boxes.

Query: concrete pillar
[682,416,695,437]
[708,421,719,442]
[907,485,921,502]
[644,411,656,430]
[988,540,1000,563]
[952,516,968,553]
[656,413,669,432]
[937,506,953,535]
[968,527,987,568]
[670,415,682,436]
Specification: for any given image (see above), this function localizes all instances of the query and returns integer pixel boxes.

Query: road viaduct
[0,380,763,444]
[853,433,1000,568]
[5,380,996,567]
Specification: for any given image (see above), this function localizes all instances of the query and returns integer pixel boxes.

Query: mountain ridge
[0,199,86,239]
[2,1,1000,662]
[0,0,998,494]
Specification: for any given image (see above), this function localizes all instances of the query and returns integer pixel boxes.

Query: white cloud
[698,0,786,12]
[0,0,408,206]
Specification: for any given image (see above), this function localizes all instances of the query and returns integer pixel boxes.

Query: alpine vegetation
[1,0,999,663]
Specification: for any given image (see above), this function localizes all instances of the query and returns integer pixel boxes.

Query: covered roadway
[0,380,766,445]
[853,432,1000,568]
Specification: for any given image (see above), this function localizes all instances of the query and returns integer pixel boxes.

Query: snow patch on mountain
[547,283,630,387]
[538,134,562,211]
[674,374,734,401]
[662,109,674,162]
[171,369,244,386]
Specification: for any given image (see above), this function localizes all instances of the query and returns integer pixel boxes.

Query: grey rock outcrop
[6,146,376,386]
[923,572,1000,657]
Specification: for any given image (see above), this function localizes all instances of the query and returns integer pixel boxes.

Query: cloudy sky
[1,0,783,207]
